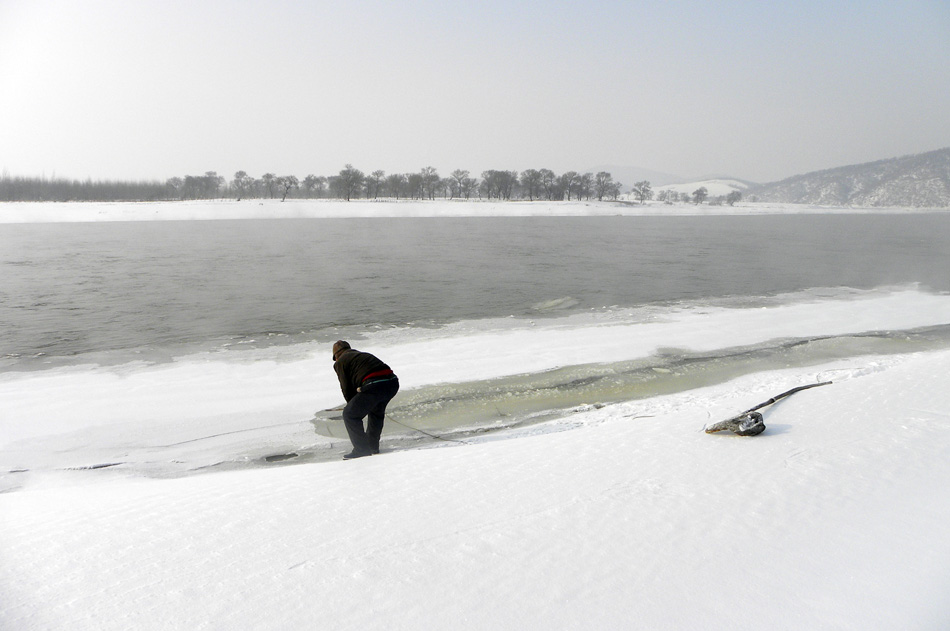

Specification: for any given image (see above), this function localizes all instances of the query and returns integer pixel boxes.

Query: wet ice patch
[531,296,579,312]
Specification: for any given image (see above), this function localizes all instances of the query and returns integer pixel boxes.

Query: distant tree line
[1,165,625,203]
[176,166,627,203]
[0,168,744,206]
[0,174,171,202]
[655,187,742,206]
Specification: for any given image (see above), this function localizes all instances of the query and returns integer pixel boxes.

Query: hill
[653,178,752,199]
[585,164,685,189]
[748,147,950,207]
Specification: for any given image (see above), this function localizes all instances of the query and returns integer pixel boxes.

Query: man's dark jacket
[333,349,393,402]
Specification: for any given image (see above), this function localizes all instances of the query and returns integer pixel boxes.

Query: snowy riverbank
[1,348,948,630]
[1,198,947,223]
[2,286,949,629]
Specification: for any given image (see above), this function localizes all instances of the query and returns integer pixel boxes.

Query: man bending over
[332,340,400,460]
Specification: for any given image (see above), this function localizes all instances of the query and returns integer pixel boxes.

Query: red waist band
[362,369,394,382]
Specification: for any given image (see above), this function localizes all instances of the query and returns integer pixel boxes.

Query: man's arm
[334,361,357,401]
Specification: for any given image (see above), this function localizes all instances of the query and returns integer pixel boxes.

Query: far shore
[1,198,947,223]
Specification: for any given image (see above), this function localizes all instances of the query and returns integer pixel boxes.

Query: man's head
[332,340,351,361]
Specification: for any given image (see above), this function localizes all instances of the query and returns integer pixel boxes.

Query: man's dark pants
[342,378,399,454]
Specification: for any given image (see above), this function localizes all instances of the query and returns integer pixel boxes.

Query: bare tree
[420,166,440,200]
[692,187,708,204]
[481,170,518,200]
[261,173,278,199]
[277,175,299,201]
[461,176,479,199]
[558,171,579,200]
[302,175,327,198]
[205,172,219,199]
[368,170,386,199]
[183,176,201,199]
[450,169,469,199]
[594,172,615,201]
[608,180,622,200]
[232,171,254,201]
[631,180,653,204]
[385,173,406,199]
[196,175,225,200]
[577,172,594,200]
[520,169,542,201]
[406,173,424,199]
[439,177,453,198]
[502,170,519,199]
[539,169,558,200]
[337,164,364,201]
[166,177,184,199]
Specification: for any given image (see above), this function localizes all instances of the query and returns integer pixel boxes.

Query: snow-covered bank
[1,286,950,628]
[2,348,948,630]
[3,199,950,629]
[3,287,950,483]
[1,198,947,223]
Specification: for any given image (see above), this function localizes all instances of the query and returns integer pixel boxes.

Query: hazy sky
[2,0,949,184]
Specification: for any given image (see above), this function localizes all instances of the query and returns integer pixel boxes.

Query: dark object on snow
[264,453,298,462]
[705,411,765,436]
[705,381,832,436]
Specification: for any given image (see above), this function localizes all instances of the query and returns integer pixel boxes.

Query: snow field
[2,201,949,629]
[1,198,946,224]
[1,350,949,630]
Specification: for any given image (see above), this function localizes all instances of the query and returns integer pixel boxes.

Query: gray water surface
[2,214,948,366]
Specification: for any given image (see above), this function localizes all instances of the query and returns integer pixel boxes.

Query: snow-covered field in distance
[2,197,947,224]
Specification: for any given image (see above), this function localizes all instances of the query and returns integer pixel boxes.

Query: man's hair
[332,340,351,361]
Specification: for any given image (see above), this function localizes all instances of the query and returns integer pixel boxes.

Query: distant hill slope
[655,178,752,198]
[586,164,685,188]
[749,147,950,207]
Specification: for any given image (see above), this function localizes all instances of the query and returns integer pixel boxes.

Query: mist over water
[2,214,949,367]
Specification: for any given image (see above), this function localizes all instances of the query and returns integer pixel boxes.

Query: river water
[3,214,948,370]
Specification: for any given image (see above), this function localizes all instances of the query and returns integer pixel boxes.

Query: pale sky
[1,0,948,184]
